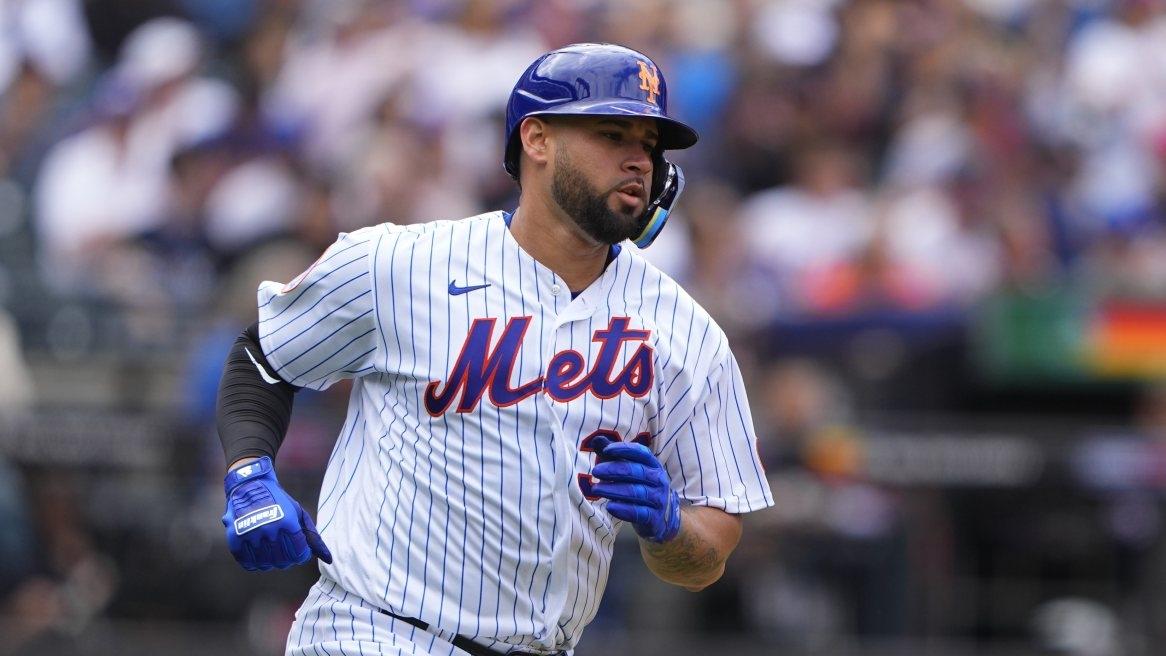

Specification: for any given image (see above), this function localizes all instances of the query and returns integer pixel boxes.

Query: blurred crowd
[0,0,1164,348]
[2,0,1166,654]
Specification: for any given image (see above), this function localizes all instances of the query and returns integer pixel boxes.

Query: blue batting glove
[222,456,332,571]
[591,441,682,543]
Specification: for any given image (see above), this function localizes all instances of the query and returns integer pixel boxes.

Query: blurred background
[0,0,1165,654]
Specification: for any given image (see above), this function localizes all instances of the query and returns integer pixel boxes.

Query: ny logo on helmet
[637,61,660,105]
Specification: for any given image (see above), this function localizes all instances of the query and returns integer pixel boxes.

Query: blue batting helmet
[503,43,698,248]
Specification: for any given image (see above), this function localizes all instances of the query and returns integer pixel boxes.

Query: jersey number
[577,428,653,500]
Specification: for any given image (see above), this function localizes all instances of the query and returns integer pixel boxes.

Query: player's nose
[622,148,651,177]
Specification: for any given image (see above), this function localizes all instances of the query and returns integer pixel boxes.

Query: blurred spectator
[33,17,236,296]
[32,79,161,294]
[737,358,908,646]
[738,139,875,318]
[1071,383,1166,650]
[659,1,740,150]
[0,310,33,415]
[335,90,480,226]
[0,471,118,655]
[0,310,33,629]
[399,0,546,214]
[0,455,32,597]
[0,60,65,185]
[1031,597,1121,656]
[115,17,238,163]
[871,183,1004,309]
[749,0,840,68]
[0,0,92,96]
[202,149,303,254]
[16,0,1166,354]
[264,0,417,169]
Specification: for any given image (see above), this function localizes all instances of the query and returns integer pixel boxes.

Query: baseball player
[216,43,774,656]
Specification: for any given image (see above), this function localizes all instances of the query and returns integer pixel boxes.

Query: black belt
[376,607,563,656]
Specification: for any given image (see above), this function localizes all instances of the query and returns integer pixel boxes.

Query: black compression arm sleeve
[216,322,299,466]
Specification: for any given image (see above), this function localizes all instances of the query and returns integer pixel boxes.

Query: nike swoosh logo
[245,347,282,385]
[449,280,491,296]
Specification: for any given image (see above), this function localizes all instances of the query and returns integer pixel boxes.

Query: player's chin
[608,207,643,234]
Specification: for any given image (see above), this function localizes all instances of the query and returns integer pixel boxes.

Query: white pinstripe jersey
[257,211,774,654]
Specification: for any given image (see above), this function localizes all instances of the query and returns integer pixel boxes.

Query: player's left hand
[590,439,682,543]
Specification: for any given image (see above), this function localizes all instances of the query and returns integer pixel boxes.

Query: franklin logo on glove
[221,456,332,571]
[234,505,284,535]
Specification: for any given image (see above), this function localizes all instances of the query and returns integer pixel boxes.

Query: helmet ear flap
[633,158,685,249]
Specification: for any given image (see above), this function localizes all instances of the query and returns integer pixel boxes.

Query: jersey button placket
[537,324,574,635]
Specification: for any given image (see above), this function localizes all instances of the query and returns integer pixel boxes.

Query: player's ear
[519,116,551,169]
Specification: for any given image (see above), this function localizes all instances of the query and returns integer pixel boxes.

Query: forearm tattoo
[642,514,723,578]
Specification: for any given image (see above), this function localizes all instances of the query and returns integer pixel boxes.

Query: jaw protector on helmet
[633,154,685,249]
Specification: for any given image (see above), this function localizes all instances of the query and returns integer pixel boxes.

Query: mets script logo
[637,61,660,105]
[424,316,653,415]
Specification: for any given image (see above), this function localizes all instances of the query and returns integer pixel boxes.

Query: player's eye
[602,131,623,142]
[642,141,657,154]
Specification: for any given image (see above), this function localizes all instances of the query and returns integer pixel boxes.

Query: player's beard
[551,149,645,245]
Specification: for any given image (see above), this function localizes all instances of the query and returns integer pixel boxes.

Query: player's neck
[509,204,610,293]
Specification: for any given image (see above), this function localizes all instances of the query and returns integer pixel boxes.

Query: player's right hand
[221,456,332,571]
